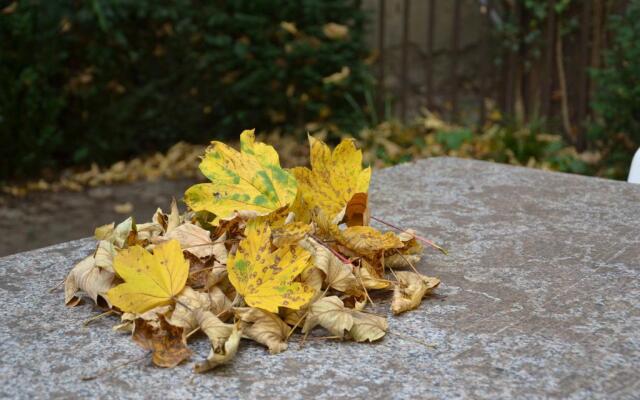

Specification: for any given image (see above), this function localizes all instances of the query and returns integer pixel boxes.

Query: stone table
[1,157,639,399]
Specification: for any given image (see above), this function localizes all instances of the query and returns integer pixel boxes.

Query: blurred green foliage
[590,0,640,178]
[0,0,372,179]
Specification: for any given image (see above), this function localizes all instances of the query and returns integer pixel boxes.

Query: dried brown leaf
[168,286,233,330]
[302,296,353,338]
[236,307,290,354]
[391,271,440,315]
[64,255,114,307]
[195,323,242,373]
[356,260,391,290]
[161,222,226,260]
[194,309,234,352]
[349,312,387,342]
[132,316,192,368]
[300,238,359,293]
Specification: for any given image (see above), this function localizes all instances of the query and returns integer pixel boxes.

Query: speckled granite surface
[1,157,639,399]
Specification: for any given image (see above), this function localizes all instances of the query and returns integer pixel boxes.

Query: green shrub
[590,0,640,177]
[0,0,372,180]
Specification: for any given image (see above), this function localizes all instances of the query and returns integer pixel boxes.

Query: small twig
[174,298,193,312]
[286,310,309,341]
[387,331,437,349]
[395,250,420,275]
[370,216,448,255]
[184,242,227,248]
[299,330,311,349]
[82,310,116,326]
[48,279,65,293]
[355,271,374,306]
[80,352,151,381]
[287,286,330,340]
[310,235,352,265]
[188,265,225,276]
[186,327,200,339]
[387,267,400,282]
[305,335,342,341]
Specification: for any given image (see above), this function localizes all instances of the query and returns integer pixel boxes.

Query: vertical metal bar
[576,0,591,151]
[541,0,556,121]
[426,0,436,109]
[479,0,492,127]
[377,0,386,115]
[401,0,410,122]
[450,0,461,121]
[504,2,520,117]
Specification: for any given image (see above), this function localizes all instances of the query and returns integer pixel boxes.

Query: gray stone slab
[1,157,639,399]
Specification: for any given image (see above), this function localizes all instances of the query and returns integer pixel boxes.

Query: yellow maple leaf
[292,135,371,220]
[227,220,314,313]
[184,129,298,222]
[106,240,189,314]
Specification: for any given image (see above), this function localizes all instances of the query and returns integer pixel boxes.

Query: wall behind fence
[364,0,629,151]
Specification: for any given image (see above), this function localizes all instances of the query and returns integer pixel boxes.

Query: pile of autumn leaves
[64,130,441,372]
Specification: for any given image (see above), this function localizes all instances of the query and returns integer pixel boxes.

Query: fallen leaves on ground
[2,141,205,196]
[63,131,445,374]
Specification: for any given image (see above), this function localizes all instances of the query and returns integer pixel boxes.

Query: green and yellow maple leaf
[292,135,371,221]
[106,239,189,314]
[227,220,314,313]
[185,130,298,222]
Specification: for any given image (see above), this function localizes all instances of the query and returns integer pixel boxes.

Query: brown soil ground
[0,179,198,257]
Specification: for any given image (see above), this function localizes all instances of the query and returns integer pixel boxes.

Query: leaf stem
[370,216,448,255]
[80,351,151,381]
[310,235,352,265]
[394,249,420,275]
[82,310,116,326]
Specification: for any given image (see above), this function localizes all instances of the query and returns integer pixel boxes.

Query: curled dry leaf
[64,255,115,307]
[132,316,192,368]
[160,222,227,260]
[356,260,391,290]
[113,305,172,333]
[168,286,233,331]
[344,192,370,227]
[167,198,181,233]
[349,312,388,342]
[95,217,137,249]
[135,222,164,245]
[94,240,115,272]
[299,238,359,293]
[303,296,353,338]
[95,223,115,240]
[385,229,423,269]
[227,220,314,312]
[236,307,290,354]
[106,240,189,314]
[194,309,234,352]
[185,129,298,223]
[195,323,242,373]
[391,271,440,315]
[303,296,387,342]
